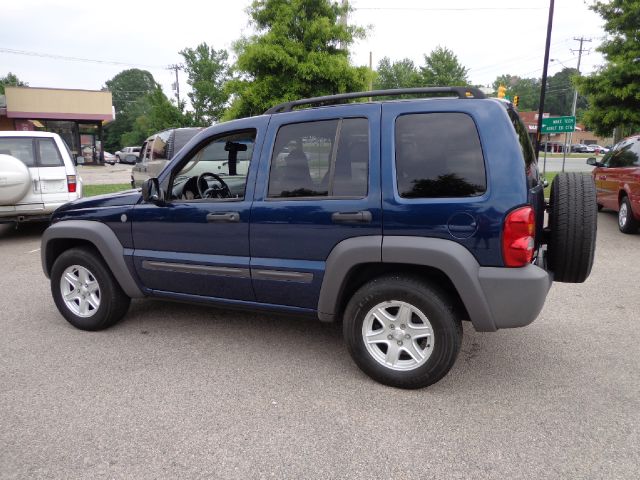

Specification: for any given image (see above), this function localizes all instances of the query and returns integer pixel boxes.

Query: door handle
[206,212,240,223]
[331,211,372,224]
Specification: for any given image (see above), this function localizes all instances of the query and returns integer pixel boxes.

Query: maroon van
[588,134,640,233]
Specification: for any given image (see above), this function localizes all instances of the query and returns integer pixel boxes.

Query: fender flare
[41,220,144,298]
[317,235,498,331]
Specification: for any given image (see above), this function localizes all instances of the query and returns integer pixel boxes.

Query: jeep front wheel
[343,275,462,389]
[50,247,130,331]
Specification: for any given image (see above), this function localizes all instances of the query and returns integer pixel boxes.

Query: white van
[0,131,83,223]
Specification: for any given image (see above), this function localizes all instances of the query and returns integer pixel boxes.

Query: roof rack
[264,87,486,114]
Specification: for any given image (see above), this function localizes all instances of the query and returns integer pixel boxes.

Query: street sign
[541,116,576,133]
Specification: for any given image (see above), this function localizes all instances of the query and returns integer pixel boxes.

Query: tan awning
[5,86,114,122]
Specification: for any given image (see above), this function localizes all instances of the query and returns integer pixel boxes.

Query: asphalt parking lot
[1,212,638,479]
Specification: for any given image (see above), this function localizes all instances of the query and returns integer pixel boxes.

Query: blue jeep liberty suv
[41,88,597,388]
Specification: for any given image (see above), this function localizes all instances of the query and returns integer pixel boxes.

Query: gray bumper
[478,264,553,329]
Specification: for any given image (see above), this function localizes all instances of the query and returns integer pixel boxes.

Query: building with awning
[0,86,114,164]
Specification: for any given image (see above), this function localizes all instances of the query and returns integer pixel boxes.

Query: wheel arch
[317,235,498,331]
[333,262,470,325]
[41,220,144,298]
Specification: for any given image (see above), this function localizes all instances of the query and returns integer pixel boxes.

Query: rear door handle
[331,211,372,224]
[206,212,240,223]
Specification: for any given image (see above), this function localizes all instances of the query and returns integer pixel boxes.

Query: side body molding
[41,220,145,298]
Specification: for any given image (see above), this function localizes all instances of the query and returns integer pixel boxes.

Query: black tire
[343,275,462,389]
[50,247,130,331]
[618,196,639,234]
[548,172,597,283]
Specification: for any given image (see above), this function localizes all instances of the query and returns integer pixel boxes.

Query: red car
[588,134,640,233]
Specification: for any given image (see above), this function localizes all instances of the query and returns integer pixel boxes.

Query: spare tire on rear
[547,172,597,283]
[0,154,31,205]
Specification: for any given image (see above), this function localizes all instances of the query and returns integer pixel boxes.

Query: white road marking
[27,248,40,254]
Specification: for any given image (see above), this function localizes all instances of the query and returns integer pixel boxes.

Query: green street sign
[541,116,576,133]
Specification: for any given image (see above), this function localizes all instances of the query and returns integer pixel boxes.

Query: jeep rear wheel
[51,247,130,331]
[547,172,597,283]
[343,275,462,389]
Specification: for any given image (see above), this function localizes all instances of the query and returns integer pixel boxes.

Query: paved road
[1,214,638,479]
[539,156,595,173]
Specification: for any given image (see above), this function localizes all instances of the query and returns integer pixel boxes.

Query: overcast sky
[1,0,606,104]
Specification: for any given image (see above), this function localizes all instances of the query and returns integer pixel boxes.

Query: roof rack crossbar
[264,87,486,114]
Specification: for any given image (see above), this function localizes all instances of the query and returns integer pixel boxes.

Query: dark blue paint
[50,97,536,313]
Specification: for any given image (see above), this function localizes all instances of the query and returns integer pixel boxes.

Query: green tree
[103,69,160,151]
[545,68,588,116]
[420,47,469,86]
[575,0,640,137]
[180,43,230,125]
[121,88,188,147]
[492,74,540,111]
[0,72,28,94]
[373,57,421,94]
[105,68,158,115]
[225,0,370,119]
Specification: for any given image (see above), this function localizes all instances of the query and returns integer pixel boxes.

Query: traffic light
[513,95,520,107]
[497,85,507,99]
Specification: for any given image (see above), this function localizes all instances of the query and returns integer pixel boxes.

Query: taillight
[502,206,535,267]
[67,175,77,193]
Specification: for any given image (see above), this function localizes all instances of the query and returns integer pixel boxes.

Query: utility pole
[535,0,555,159]
[567,37,591,149]
[167,64,183,106]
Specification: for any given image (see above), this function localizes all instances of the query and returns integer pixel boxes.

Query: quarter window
[0,138,35,167]
[395,113,486,198]
[268,118,369,198]
[38,138,64,166]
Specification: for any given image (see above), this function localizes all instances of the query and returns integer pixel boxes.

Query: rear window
[0,138,35,167]
[37,138,64,166]
[395,113,486,198]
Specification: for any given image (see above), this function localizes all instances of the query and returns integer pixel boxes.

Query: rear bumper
[478,264,553,329]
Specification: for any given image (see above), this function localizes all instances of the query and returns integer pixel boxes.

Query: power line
[355,7,562,11]
[0,47,167,70]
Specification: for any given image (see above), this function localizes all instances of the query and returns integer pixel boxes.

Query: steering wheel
[197,172,230,199]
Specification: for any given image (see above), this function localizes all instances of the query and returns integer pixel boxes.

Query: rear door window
[37,138,64,166]
[0,138,35,167]
[268,118,369,198]
[395,113,486,198]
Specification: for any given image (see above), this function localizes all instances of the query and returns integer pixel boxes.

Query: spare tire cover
[0,154,31,205]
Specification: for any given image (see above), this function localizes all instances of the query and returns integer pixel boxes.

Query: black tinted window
[395,113,486,198]
[268,118,369,198]
[38,138,64,166]
[0,138,35,167]
[608,140,640,168]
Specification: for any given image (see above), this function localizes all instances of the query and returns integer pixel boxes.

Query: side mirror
[141,178,165,205]
[586,157,601,167]
[542,178,549,188]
